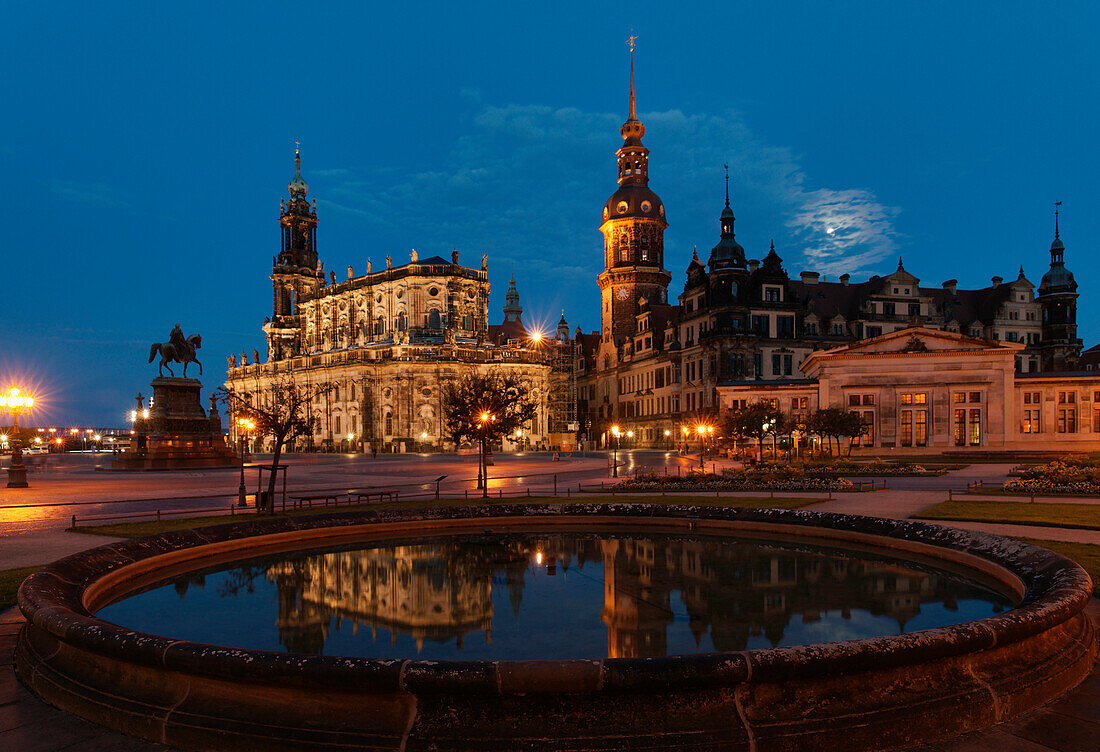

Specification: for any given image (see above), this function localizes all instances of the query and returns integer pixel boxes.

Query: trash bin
[258,491,272,513]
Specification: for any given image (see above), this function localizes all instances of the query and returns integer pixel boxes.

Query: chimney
[942,279,957,295]
[991,276,1003,287]
[800,271,820,284]
[347,265,353,280]
[840,273,850,286]
[748,259,760,273]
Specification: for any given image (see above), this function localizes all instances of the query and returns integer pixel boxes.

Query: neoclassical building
[575,53,1088,450]
[225,150,552,452]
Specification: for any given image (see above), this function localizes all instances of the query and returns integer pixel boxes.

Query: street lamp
[476,410,496,498]
[695,423,713,469]
[0,386,35,434]
[610,424,621,478]
[235,416,255,508]
[664,428,671,450]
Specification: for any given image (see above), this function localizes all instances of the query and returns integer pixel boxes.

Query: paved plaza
[1,452,1097,751]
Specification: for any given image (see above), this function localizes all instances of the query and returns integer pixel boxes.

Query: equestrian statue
[149,324,203,377]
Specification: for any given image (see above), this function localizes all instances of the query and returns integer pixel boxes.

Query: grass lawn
[0,565,41,612]
[1011,538,1100,597]
[69,494,823,539]
[913,499,1100,531]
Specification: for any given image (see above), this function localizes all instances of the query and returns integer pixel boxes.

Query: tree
[218,378,331,512]
[442,370,539,494]
[721,401,782,462]
[441,370,540,446]
[806,408,867,456]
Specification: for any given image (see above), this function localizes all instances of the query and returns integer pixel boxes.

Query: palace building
[224,150,554,452]
[575,51,1095,452]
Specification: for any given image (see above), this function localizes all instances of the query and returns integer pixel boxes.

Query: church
[224,150,557,452]
[575,50,1096,452]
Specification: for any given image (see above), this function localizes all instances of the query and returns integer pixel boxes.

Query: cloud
[313,99,901,323]
[46,179,130,208]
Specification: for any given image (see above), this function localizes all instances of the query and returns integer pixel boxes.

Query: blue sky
[3,2,1097,426]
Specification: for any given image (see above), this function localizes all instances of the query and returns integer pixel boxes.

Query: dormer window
[763,285,782,302]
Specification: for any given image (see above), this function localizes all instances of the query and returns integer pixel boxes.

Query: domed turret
[288,148,309,197]
[1039,231,1076,292]
[1037,204,1082,371]
[708,167,746,270]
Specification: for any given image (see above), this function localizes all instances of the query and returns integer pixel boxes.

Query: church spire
[628,35,638,122]
[619,36,645,144]
[724,163,730,209]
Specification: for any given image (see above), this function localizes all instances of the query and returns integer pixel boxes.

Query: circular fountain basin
[16,504,1096,751]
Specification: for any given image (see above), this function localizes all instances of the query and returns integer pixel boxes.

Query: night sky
[4,2,1097,426]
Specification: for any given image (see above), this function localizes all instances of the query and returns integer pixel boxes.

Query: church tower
[596,42,671,348]
[1037,206,1082,370]
[503,275,523,323]
[266,148,324,361]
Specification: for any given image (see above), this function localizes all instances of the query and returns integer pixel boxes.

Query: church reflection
[253,534,999,658]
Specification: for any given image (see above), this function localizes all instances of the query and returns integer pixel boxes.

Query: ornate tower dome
[288,147,309,197]
[708,166,746,270]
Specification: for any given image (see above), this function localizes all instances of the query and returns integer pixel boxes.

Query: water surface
[97,531,1013,660]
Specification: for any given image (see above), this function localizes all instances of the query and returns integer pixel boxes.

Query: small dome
[1040,264,1076,290]
[602,184,665,224]
[288,149,309,197]
[620,118,645,142]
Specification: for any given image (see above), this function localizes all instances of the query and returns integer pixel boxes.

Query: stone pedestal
[6,464,28,488]
[111,377,240,470]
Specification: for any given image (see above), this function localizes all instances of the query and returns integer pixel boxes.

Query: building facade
[576,56,1087,451]
[225,151,552,452]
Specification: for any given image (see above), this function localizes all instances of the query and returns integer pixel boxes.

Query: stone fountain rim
[17,502,1093,695]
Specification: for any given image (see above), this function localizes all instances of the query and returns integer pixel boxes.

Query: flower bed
[1005,456,1100,494]
[617,470,853,492]
[801,459,944,476]
[1003,478,1100,496]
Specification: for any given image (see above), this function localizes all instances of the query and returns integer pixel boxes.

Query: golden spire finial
[626,34,638,121]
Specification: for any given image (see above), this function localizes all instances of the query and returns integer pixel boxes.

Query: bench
[288,492,344,509]
[346,489,396,505]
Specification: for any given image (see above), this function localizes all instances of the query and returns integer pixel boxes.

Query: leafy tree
[721,401,782,462]
[218,379,331,511]
[806,408,867,456]
[441,370,539,447]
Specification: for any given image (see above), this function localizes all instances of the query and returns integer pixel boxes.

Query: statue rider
[170,324,186,353]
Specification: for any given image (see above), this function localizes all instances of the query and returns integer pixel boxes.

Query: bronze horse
[148,334,203,377]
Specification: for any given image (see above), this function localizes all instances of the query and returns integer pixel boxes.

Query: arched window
[384,413,393,435]
[428,309,442,329]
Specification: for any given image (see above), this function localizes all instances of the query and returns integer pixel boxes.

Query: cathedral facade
[225,150,552,452]
[576,54,1090,451]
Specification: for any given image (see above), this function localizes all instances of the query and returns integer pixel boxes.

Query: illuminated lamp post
[696,423,714,470]
[476,410,496,498]
[0,386,35,435]
[235,416,255,507]
[610,424,620,478]
[664,428,671,450]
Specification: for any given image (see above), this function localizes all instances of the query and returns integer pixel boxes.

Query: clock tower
[597,43,670,347]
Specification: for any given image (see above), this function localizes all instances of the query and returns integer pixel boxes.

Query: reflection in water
[105,533,1012,660]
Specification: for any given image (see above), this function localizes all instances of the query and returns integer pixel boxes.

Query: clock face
[616,287,629,301]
